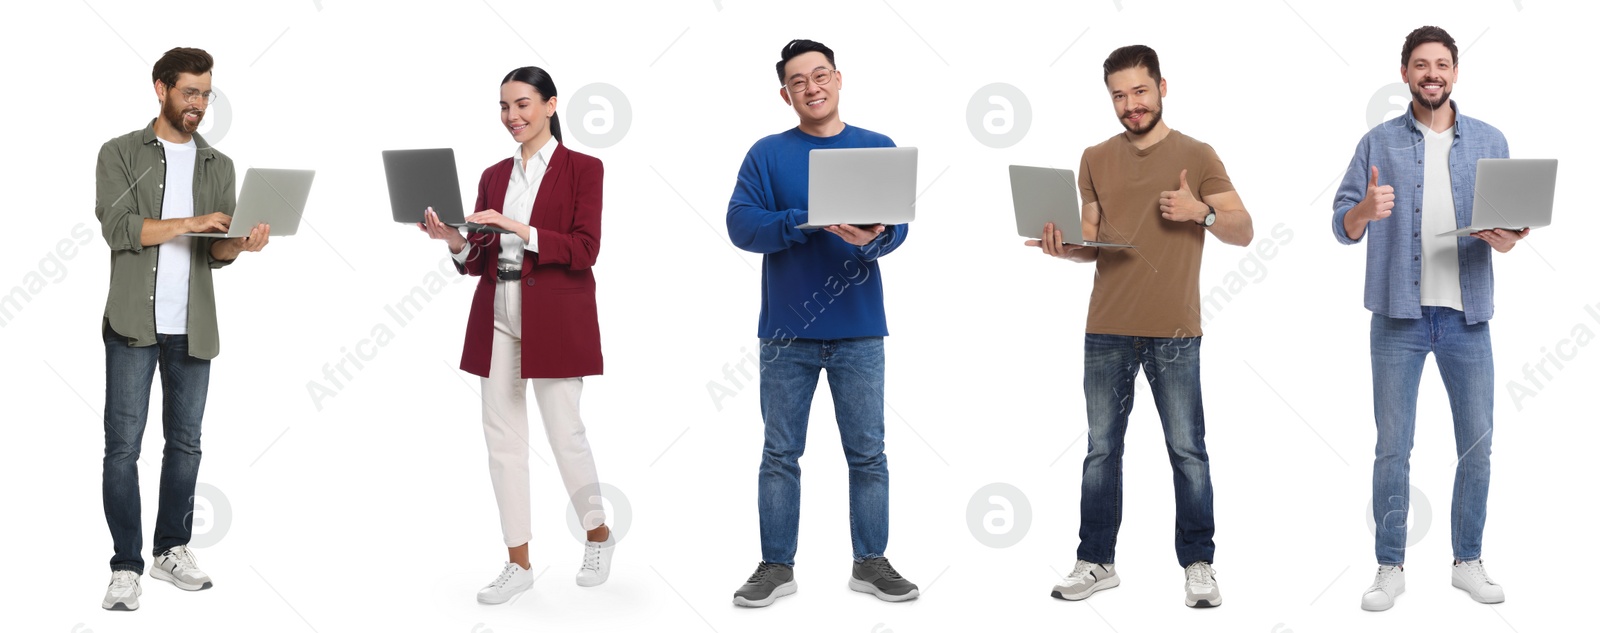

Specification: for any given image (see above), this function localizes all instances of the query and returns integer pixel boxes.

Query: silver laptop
[799,147,917,229]
[381,148,510,234]
[1009,165,1134,248]
[182,168,313,238]
[1436,158,1557,237]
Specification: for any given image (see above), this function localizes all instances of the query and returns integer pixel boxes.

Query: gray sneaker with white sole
[1052,560,1119,601]
[849,557,919,602]
[734,562,796,607]
[152,545,212,591]
[1184,561,1221,608]
[101,570,141,611]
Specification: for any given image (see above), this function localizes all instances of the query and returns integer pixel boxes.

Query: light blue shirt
[1331,100,1509,324]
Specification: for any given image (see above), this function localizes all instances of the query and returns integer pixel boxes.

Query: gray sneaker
[849,557,919,602]
[1052,560,1119,601]
[101,570,141,611]
[733,562,796,608]
[1184,561,1221,608]
[151,545,212,591]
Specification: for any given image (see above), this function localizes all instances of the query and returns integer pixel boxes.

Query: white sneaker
[1184,561,1221,608]
[151,545,213,591]
[102,570,141,611]
[478,562,535,605]
[576,533,615,587]
[1452,559,1505,604]
[1050,560,1119,601]
[1361,565,1405,611]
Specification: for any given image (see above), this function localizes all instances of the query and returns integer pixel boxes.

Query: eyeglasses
[174,87,215,104]
[785,68,836,94]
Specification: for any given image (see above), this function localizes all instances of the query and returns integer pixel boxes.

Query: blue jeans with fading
[103,323,209,574]
[1370,307,1494,565]
[1077,333,1215,568]
[756,337,889,566]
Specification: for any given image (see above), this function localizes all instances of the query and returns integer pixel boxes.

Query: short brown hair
[1103,45,1161,84]
[1401,26,1457,67]
[152,47,213,89]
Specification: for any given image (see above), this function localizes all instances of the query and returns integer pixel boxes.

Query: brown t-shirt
[1079,129,1234,338]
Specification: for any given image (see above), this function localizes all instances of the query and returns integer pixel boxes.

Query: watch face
[1205,209,1216,226]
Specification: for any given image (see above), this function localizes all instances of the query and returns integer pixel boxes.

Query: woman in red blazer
[419,66,612,605]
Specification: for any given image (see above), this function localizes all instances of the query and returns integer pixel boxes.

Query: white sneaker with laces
[1184,561,1221,608]
[576,533,615,587]
[1452,559,1505,604]
[478,562,535,605]
[152,545,213,591]
[102,570,141,611]
[1050,560,1119,601]
[1361,565,1405,611]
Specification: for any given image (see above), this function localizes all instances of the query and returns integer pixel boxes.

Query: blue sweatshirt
[727,125,909,341]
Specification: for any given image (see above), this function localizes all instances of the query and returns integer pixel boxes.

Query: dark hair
[1401,26,1458,67]
[501,66,562,143]
[152,47,213,90]
[776,39,836,85]
[1102,44,1161,84]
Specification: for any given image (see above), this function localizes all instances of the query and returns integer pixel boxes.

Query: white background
[1,1,1593,632]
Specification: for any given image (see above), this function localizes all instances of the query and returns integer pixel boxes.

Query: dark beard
[1409,82,1451,111]
[163,96,203,134]
[1120,103,1163,136]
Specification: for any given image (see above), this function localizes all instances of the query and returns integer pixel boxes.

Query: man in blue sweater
[725,39,916,608]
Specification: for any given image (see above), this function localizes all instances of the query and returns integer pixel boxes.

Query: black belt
[497,268,521,281]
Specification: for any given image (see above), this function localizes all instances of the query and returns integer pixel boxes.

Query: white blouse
[452,136,556,268]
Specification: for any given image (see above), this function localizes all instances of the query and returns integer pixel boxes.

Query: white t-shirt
[156,137,197,334]
[1419,126,1464,311]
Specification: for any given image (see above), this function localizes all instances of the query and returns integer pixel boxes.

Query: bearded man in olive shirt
[93,47,269,611]
[1026,45,1254,608]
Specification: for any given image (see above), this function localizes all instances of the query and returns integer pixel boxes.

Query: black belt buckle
[497,268,521,282]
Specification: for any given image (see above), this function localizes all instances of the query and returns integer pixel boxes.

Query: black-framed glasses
[785,67,836,94]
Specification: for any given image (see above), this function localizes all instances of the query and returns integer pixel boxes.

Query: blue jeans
[1077,334,1215,568]
[1370,308,1493,565]
[103,323,210,574]
[756,337,889,565]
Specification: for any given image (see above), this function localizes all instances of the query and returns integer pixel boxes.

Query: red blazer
[456,143,603,379]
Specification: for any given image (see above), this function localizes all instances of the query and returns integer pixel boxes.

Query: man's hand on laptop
[1025,222,1085,259]
[825,223,883,246]
[211,224,269,261]
[237,224,271,252]
[188,212,231,234]
[1471,227,1529,253]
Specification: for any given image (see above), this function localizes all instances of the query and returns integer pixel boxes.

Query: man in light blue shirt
[1332,25,1529,612]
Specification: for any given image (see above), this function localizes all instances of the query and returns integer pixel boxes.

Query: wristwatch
[1199,205,1216,227]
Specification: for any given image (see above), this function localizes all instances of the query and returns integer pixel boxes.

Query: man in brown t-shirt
[1027,45,1254,609]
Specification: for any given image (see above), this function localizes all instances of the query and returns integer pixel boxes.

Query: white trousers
[482,278,605,547]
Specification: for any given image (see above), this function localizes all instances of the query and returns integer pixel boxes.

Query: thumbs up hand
[1160,169,1205,223]
[1359,165,1396,223]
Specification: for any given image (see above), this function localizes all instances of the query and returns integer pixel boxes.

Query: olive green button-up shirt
[95,120,236,359]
